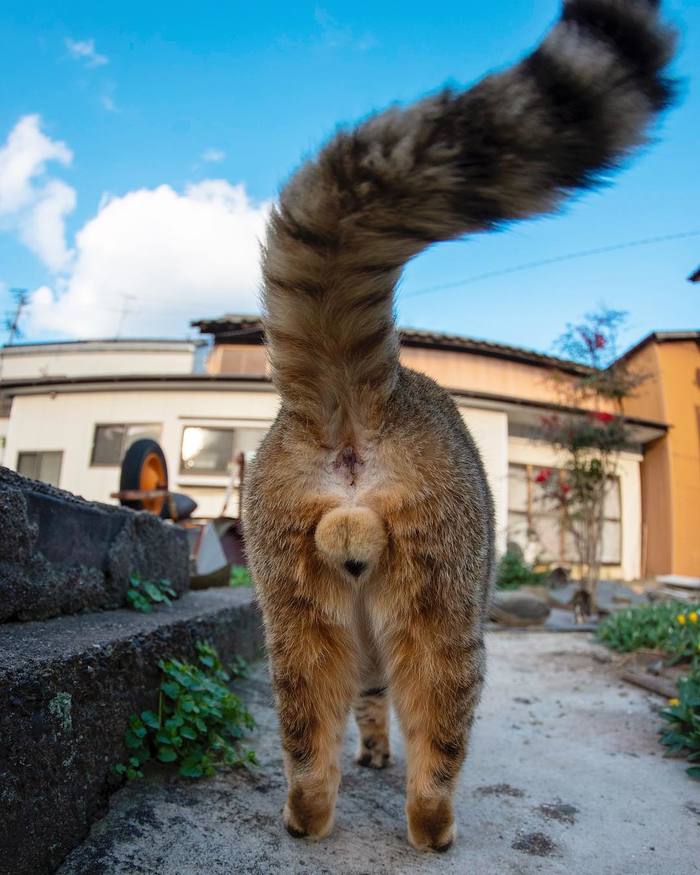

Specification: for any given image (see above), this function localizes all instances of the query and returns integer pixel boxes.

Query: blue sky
[0,0,697,354]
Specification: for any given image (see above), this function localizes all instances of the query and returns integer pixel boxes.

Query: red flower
[535,468,552,484]
[592,411,615,423]
[560,482,571,496]
[593,332,606,349]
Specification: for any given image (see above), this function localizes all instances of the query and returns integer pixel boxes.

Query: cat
[244,0,675,852]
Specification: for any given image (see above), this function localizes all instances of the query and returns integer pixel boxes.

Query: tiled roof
[191,314,590,373]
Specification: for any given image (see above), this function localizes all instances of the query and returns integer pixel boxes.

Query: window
[17,451,63,486]
[234,427,268,459]
[179,426,267,475]
[507,463,622,566]
[91,423,162,465]
[181,427,233,474]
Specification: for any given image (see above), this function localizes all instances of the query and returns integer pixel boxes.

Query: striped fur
[246,1,676,853]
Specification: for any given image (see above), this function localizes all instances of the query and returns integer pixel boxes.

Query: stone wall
[0,466,189,622]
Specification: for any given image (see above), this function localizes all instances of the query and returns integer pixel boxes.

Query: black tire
[119,438,168,512]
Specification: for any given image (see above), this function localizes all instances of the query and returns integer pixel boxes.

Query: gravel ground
[59,631,700,875]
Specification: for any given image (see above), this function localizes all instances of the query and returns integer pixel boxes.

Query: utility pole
[0,287,28,385]
[4,288,28,346]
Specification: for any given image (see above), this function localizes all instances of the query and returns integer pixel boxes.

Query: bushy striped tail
[262,0,676,441]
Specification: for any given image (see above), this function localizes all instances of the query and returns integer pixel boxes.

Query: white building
[1,319,670,581]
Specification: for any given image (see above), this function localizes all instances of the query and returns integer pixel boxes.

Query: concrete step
[0,587,263,875]
[0,465,190,623]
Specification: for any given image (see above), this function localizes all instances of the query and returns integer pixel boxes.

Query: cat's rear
[244,0,676,851]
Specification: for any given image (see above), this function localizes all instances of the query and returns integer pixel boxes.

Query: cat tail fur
[261,0,676,440]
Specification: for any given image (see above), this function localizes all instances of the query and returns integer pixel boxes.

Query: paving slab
[58,632,700,875]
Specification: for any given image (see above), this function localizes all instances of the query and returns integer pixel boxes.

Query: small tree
[537,309,644,619]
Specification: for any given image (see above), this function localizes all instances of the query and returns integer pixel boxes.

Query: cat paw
[407,797,456,853]
[355,734,391,769]
[283,790,335,840]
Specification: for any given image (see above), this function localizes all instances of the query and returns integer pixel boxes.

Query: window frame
[507,462,622,567]
[16,450,64,487]
[89,422,162,467]
[179,425,236,476]
[177,424,269,478]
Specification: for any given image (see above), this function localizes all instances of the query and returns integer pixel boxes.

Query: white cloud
[0,115,75,269]
[27,179,270,338]
[19,179,76,271]
[1,115,268,339]
[202,148,225,163]
[0,115,72,215]
[65,37,108,68]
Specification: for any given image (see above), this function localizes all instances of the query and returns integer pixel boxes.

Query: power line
[402,229,700,300]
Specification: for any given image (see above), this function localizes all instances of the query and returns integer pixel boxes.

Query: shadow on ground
[59,632,699,875]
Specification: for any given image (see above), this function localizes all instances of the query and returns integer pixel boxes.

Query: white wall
[458,406,509,556]
[508,435,642,581]
[0,416,8,465]
[5,391,507,546]
[4,387,279,517]
[3,387,643,579]
[1,343,197,380]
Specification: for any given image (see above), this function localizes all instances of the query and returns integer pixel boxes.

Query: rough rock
[547,580,647,613]
[0,465,189,622]
[0,587,264,875]
[490,590,551,626]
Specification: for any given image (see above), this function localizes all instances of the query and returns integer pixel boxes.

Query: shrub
[497,548,546,590]
[596,601,700,655]
[659,670,700,780]
[597,601,700,782]
[666,608,700,664]
[543,308,646,616]
[127,574,176,612]
[230,565,253,587]
[116,641,256,780]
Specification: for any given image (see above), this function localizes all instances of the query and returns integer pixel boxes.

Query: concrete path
[59,632,700,875]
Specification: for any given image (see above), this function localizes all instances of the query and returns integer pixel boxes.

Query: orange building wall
[210,341,613,412]
[397,347,618,411]
[625,338,700,577]
[638,437,673,576]
[207,344,268,376]
[399,348,560,404]
[624,343,665,423]
[658,341,700,577]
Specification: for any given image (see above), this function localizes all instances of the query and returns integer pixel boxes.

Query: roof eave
[619,329,700,363]
[191,315,590,373]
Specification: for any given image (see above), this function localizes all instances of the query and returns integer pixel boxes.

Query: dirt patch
[537,802,579,825]
[474,784,525,798]
[536,649,614,674]
[512,831,558,857]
